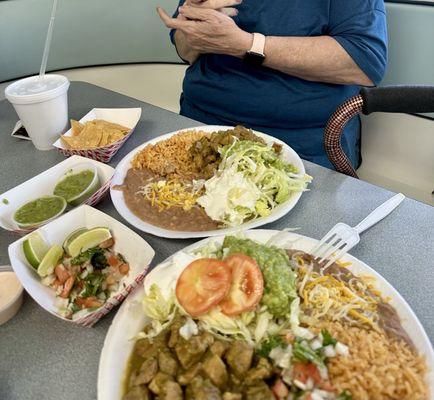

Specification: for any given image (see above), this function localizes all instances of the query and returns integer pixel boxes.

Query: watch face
[244,51,266,66]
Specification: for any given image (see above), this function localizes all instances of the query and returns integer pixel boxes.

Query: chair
[324,86,434,178]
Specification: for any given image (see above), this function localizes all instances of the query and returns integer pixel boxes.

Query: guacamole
[14,196,66,226]
[221,236,297,317]
[54,170,95,202]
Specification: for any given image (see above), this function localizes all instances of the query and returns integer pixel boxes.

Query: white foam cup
[5,74,70,150]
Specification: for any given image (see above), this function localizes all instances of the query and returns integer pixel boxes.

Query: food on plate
[22,228,129,319]
[13,195,67,228]
[117,126,311,231]
[61,119,130,149]
[53,168,100,206]
[123,235,428,400]
[176,259,232,317]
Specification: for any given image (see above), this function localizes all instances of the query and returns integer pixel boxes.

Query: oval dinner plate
[110,125,306,238]
[97,230,434,400]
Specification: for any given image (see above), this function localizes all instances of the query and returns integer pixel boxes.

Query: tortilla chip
[99,130,110,147]
[62,118,130,149]
[80,124,103,148]
[71,120,84,136]
[93,119,130,133]
[108,131,124,144]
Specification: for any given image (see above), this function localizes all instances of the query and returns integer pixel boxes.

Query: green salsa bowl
[53,163,101,206]
[13,195,67,229]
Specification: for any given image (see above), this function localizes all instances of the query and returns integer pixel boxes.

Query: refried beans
[115,168,220,232]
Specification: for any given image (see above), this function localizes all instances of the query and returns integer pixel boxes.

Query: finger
[220,7,238,17]
[194,0,242,9]
[178,5,219,20]
[157,7,192,29]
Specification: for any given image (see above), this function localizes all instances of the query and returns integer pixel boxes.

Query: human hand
[185,0,242,17]
[158,5,252,58]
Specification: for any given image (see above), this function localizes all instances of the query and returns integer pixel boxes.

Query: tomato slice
[219,254,264,316]
[175,258,232,317]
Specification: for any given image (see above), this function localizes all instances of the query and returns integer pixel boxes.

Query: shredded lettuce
[197,140,312,226]
[139,284,176,339]
[198,308,255,344]
[290,298,315,340]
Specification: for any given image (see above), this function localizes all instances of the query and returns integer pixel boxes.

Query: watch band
[249,33,266,56]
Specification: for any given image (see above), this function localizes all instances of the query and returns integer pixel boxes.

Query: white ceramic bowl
[0,269,24,325]
[53,162,101,206]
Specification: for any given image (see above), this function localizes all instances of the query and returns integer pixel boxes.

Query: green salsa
[220,236,297,317]
[54,170,94,201]
[14,196,65,225]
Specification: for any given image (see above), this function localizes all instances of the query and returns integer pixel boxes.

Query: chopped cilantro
[257,336,284,357]
[80,273,106,298]
[91,250,108,270]
[337,390,352,400]
[322,329,337,346]
[71,247,101,265]
[118,253,127,263]
[293,339,325,366]
[2,198,9,205]
[71,246,107,267]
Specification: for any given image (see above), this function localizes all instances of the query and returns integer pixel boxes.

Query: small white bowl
[53,162,101,206]
[0,269,24,325]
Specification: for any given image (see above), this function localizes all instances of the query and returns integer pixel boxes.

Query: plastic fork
[311,193,406,269]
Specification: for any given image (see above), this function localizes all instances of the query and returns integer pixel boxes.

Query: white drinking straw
[39,0,59,80]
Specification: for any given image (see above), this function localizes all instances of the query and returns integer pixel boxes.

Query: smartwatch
[244,33,266,66]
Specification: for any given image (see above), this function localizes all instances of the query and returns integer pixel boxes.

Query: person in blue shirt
[158,0,387,169]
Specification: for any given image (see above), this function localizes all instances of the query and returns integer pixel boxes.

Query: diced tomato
[292,362,322,385]
[119,263,130,275]
[305,395,313,400]
[52,279,61,288]
[59,275,75,299]
[54,264,70,284]
[176,258,232,317]
[219,254,264,316]
[320,381,335,392]
[272,378,289,398]
[75,296,102,309]
[108,255,120,267]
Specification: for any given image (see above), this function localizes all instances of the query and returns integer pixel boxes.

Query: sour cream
[0,271,23,325]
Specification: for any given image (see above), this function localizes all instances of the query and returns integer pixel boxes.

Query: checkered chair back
[324,86,434,178]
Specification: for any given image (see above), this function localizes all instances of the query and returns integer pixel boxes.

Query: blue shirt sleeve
[328,0,388,86]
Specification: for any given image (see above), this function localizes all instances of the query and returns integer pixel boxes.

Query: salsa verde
[54,169,94,201]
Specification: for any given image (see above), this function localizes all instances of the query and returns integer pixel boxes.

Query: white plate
[8,205,155,325]
[110,125,307,238]
[0,155,114,233]
[98,230,434,400]
[53,108,142,151]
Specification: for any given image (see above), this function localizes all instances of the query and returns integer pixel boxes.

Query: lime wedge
[62,227,88,251]
[23,232,50,269]
[66,227,112,257]
[37,245,64,277]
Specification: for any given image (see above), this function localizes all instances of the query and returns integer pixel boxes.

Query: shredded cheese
[297,260,381,331]
[137,179,204,211]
